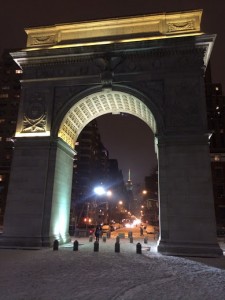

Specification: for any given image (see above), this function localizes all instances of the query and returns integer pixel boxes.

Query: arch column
[0,137,74,248]
[157,134,223,257]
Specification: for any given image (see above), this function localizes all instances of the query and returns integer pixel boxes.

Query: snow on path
[1,237,225,300]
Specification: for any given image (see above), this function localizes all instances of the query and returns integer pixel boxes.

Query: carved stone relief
[29,34,58,46]
[21,91,47,133]
[167,21,195,32]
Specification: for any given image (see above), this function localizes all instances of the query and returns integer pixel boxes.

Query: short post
[73,240,79,251]
[53,239,59,251]
[144,237,148,244]
[128,231,133,238]
[94,241,99,252]
[130,236,133,243]
[115,241,120,253]
[107,231,111,238]
[136,242,142,254]
[103,236,107,242]
[89,235,93,242]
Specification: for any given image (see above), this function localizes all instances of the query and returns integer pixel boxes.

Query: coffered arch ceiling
[58,90,157,149]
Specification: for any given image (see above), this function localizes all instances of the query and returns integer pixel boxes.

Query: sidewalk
[1,235,225,300]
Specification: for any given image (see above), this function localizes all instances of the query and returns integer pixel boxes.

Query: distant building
[71,120,109,225]
[144,167,159,226]
[0,50,22,225]
[205,65,225,228]
[125,169,135,212]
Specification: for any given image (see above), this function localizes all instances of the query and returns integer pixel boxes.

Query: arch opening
[56,89,159,243]
[58,90,157,149]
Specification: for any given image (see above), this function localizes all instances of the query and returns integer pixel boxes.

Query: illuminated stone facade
[0,10,222,256]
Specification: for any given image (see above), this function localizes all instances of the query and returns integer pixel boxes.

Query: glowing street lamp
[94,186,105,196]
[93,186,112,224]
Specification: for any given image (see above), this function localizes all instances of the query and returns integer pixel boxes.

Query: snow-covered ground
[1,234,225,300]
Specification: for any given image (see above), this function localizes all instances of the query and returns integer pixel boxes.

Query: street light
[93,186,112,224]
[94,186,105,196]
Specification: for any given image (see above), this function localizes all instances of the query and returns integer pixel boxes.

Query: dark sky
[1,0,225,186]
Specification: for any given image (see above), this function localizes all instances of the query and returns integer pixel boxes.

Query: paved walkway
[1,235,225,300]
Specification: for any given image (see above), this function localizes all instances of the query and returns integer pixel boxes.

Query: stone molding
[24,10,202,48]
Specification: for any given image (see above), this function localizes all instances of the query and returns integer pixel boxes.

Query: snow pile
[0,237,225,300]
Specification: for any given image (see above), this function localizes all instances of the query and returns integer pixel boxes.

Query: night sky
[1,0,225,186]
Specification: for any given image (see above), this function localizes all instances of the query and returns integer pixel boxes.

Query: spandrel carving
[21,92,47,133]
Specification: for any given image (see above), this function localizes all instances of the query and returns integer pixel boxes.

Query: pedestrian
[140,226,144,236]
[95,225,102,242]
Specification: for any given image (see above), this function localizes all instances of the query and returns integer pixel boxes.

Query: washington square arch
[0,9,223,257]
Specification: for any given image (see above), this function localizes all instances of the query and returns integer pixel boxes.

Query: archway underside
[58,91,157,148]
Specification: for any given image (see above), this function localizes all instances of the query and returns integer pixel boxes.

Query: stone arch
[0,10,223,257]
[57,90,157,149]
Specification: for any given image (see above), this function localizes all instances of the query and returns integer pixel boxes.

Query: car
[145,225,155,234]
[74,224,96,237]
[102,224,114,233]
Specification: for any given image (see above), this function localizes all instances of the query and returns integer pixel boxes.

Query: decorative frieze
[28,33,58,47]
[167,21,195,32]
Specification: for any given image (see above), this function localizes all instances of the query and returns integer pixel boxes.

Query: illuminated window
[15,69,22,74]
[0,119,5,124]
[0,94,8,98]
[1,86,10,90]
[0,175,5,182]
[0,137,2,141]
[214,155,220,161]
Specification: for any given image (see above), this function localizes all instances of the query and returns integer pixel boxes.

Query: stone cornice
[24,10,202,48]
[11,34,215,70]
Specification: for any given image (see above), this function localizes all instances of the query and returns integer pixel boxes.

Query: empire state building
[125,169,134,211]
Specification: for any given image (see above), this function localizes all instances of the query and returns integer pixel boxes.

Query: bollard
[73,240,79,251]
[107,231,111,238]
[115,241,120,253]
[144,237,148,244]
[53,239,59,251]
[130,236,133,243]
[94,241,99,252]
[103,236,107,242]
[89,235,93,242]
[128,231,133,238]
[136,242,142,254]
[116,236,120,243]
